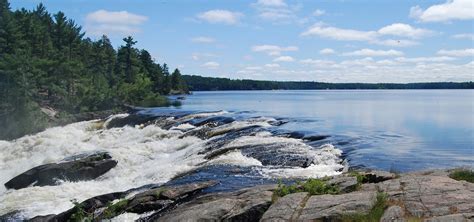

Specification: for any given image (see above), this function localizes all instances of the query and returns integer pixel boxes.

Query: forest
[183,75,474,91]
[0,0,188,139]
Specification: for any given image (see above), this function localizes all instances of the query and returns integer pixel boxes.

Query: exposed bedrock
[4,152,117,190]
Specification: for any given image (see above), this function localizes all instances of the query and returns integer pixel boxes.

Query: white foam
[207,151,262,167]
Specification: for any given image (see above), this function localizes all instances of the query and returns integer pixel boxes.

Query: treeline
[0,0,188,139]
[183,75,474,91]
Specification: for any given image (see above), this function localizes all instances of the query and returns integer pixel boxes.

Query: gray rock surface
[149,185,276,222]
[298,191,377,221]
[260,192,309,222]
[328,176,358,193]
[380,205,406,222]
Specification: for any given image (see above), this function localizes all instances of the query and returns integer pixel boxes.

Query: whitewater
[0,110,344,219]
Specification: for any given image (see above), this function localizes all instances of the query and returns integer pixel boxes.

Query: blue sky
[10,0,474,83]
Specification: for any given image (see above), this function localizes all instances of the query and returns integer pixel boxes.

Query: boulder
[4,152,117,190]
[147,185,276,222]
[361,170,397,183]
[327,176,358,193]
[424,213,474,222]
[260,192,309,222]
[105,114,157,129]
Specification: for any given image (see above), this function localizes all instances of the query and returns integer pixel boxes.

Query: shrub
[449,169,474,183]
[273,178,339,201]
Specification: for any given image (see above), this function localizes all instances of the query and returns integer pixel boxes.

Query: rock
[126,180,218,214]
[4,152,117,190]
[362,170,397,183]
[0,211,24,222]
[380,205,406,222]
[260,192,309,222]
[328,176,358,193]
[424,213,474,222]
[298,191,377,221]
[377,175,474,218]
[146,185,276,222]
[105,114,157,129]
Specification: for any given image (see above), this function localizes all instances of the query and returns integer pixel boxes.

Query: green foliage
[183,75,474,91]
[348,171,367,185]
[102,199,129,219]
[0,0,189,140]
[340,192,388,222]
[449,169,474,183]
[69,199,93,222]
[273,178,339,200]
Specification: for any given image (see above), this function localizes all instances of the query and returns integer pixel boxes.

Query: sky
[10,0,474,83]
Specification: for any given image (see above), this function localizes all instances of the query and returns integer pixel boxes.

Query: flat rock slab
[377,174,474,218]
[4,152,117,190]
[260,192,309,222]
[150,185,276,222]
[298,191,377,221]
[380,205,406,222]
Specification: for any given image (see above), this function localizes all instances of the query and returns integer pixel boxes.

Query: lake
[174,90,474,172]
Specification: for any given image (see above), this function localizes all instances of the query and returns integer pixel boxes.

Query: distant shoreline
[183,75,474,91]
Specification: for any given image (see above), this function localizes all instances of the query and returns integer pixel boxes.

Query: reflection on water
[175,90,474,171]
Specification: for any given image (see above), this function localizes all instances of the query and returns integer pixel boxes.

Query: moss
[449,169,474,183]
[273,178,339,200]
[102,199,129,219]
[154,187,167,198]
[340,192,388,222]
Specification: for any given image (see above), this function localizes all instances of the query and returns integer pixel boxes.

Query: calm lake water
[173,90,474,172]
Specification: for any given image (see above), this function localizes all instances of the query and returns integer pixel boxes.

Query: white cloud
[256,0,287,7]
[378,23,433,39]
[85,10,147,36]
[373,39,419,47]
[343,49,404,57]
[313,9,325,16]
[192,53,216,61]
[395,56,456,63]
[273,56,295,62]
[300,59,336,67]
[410,0,474,22]
[201,61,220,69]
[191,36,216,43]
[437,48,474,57]
[252,45,298,56]
[319,48,336,55]
[197,10,243,25]
[301,23,377,41]
[452,33,474,40]
[264,63,280,68]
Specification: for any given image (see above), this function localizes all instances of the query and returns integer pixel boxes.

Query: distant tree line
[0,0,188,139]
[183,75,474,91]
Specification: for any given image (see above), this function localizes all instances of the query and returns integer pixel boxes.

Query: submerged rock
[4,152,117,190]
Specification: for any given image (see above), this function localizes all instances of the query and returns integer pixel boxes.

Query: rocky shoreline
[2,167,473,222]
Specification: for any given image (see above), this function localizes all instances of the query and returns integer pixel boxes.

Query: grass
[272,178,339,202]
[340,192,388,222]
[449,169,474,183]
[102,199,129,219]
[69,199,93,222]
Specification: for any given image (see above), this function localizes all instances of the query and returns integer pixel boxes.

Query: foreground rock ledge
[4,152,117,190]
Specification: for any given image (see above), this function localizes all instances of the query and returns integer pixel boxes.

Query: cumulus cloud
[300,59,336,67]
[452,33,474,40]
[319,48,336,55]
[252,0,300,23]
[301,23,378,41]
[191,36,216,43]
[373,39,419,47]
[201,61,220,69]
[378,23,433,39]
[264,63,280,68]
[197,10,243,25]
[395,56,456,63]
[343,49,404,57]
[252,45,298,56]
[410,0,474,22]
[191,53,216,61]
[256,0,287,7]
[85,10,147,36]
[437,48,474,57]
[273,56,295,62]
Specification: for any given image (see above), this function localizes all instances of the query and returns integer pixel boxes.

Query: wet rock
[361,170,397,183]
[126,180,218,214]
[328,176,358,193]
[0,211,24,222]
[190,116,235,127]
[147,185,276,222]
[380,205,406,222]
[377,174,474,218]
[260,192,309,222]
[298,191,377,221]
[4,152,117,190]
